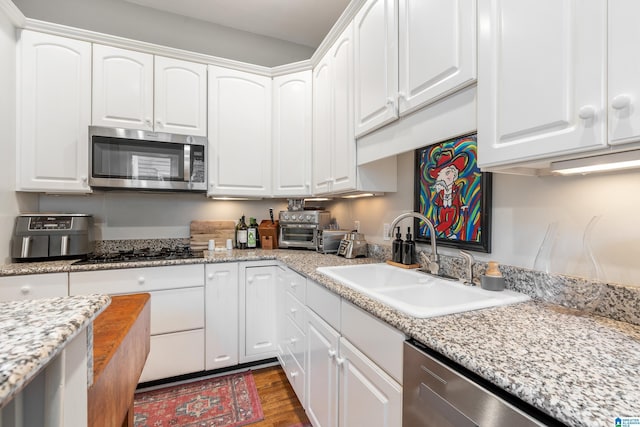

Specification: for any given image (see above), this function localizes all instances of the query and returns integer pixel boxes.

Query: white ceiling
[121,0,351,48]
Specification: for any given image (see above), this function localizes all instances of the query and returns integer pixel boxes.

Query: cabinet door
[338,338,402,427]
[208,66,272,196]
[205,263,239,370]
[155,56,207,136]
[477,0,607,168]
[312,54,334,195]
[398,0,476,116]
[354,0,398,137]
[241,264,278,362]
[306,309,340,427]
[18,30,91,192]
[331,23,357,194]
[92,44,153,130]
[272,71,313,197]
[609,0,640,146]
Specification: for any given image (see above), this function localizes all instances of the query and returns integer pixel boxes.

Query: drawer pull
[20,285,31,295]
[290,337,298,344]
[138,276,145,284]
[207,273,214,280]
[328,349,336,359]
[290,308,298,314]
[290,281,298,288]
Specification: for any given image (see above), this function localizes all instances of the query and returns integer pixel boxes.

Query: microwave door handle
[184,145,191,182]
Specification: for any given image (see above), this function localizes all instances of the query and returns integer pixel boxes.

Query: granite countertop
[0,294,111,409]
[1,251,639,426]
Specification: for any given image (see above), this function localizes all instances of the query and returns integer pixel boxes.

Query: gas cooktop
[73,245,202,265]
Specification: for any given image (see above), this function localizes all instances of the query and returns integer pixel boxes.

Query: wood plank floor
[251,365,311,427]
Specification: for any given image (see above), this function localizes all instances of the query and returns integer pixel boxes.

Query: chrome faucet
[388,212,439,275]
[459,250,477,286]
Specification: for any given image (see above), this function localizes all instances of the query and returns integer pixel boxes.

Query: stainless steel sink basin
[316,263,530,318]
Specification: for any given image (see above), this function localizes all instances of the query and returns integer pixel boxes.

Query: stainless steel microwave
[89,126,207,192]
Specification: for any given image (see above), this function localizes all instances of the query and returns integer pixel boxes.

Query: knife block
[258,220,279,250]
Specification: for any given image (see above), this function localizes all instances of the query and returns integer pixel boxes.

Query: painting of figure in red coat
[415,133,492,253]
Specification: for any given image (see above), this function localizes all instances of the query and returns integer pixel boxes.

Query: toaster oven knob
[283,214,289,220]
[306,215,311,221]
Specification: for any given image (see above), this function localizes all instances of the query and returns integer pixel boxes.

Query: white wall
[0,5,37,263]
[329,152,640,287]
[11,0,314,67]
[38,192,293,241]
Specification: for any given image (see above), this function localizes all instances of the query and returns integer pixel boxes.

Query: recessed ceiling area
[121,0,350,48]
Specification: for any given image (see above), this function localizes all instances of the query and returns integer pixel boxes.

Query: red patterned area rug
[134,371,264,427]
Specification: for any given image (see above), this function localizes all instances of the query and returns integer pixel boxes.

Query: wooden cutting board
[190,220,236,250]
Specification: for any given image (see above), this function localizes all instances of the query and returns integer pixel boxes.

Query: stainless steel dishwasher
[403,340,564,427]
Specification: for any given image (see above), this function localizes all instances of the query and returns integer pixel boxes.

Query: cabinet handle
[290,281,298,288]
[156,119,163,128]
[248,277,254,284]
[578,105,597,120]
[328,349,336,359]
[290,371,299,378]
[290,308,298,314]
[81,176,87,184]
[207,273,214,280]
[336,356,345,367]
[612,94,631,110]
[138,276,145,285]
[20,285,31,295]
[290,337,298,344]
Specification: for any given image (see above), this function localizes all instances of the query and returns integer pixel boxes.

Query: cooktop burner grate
[74,245,202,265]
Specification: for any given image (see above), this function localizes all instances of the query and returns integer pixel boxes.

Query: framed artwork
[414,133,492,253]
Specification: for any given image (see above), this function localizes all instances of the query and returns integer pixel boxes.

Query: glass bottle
[236,215,248,249]
[247,217,259,249]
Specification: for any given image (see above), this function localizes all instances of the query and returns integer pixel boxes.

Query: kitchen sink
[316,263,530,318]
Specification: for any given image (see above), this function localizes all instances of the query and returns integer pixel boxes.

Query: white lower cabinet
[295,280,403,427]
[240,262,279,362]
[69,264,205,382]
[205,263,239,370]
[0,273,68,301]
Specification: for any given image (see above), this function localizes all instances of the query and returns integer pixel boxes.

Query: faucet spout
[388,212,439,274]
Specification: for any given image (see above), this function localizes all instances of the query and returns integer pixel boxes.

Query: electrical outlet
[383,223,390,240]
[354,220,360,232]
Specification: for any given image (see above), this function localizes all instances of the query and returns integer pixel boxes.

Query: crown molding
[271,60,312,77]
[23,18,276,77]
[310,0,366,66]
[0,0,25,27]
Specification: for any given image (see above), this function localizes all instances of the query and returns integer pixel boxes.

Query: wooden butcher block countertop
[89,293,151,427]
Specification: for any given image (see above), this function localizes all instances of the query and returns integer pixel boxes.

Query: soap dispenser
[402,227,416,265]
[392,227,403,263]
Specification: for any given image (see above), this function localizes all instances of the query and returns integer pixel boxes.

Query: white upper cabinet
[478,0,607,168]
[312,23,357,195]
[208,66,272,196]
[92,45,154,131]
[272,70,313,197]
[353,0,476,138]
[154,56,207,136]
[18,30,91,192]
[330,24,357,194]
[93,46,206,136]
[398,0,476,116]
[354,0,398,137]
[608,0,640,146]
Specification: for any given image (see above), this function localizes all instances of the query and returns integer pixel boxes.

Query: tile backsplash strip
[367,243,640,327]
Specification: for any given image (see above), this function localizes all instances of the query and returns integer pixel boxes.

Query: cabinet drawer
[306,280,341,331]
[283,269,306,302]
[284,316,306,371]
[0,273,68,301]
[285,290,307,330]
[281,346,305,406]
[139,329,205,383]
[341,300,405,384]
[69,264,204,294]
[149,287,205,334]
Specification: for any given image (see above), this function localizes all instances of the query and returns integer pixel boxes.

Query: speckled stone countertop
[0,294,111,409]
[1,250,639,426]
